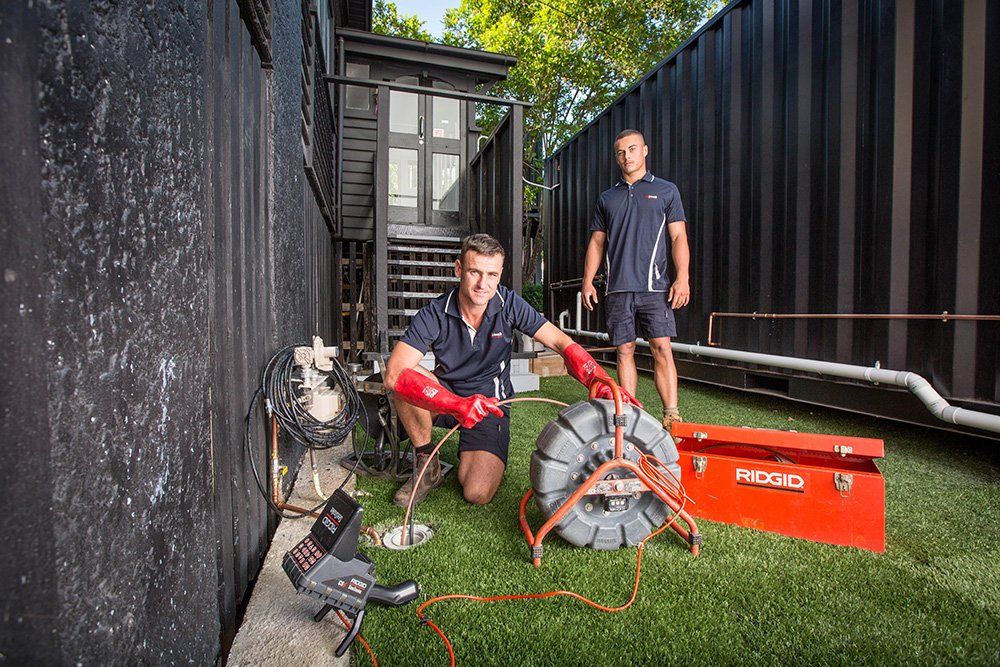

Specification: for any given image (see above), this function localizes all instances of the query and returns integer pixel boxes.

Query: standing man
[384,234,640,507]
[581,129,691,433]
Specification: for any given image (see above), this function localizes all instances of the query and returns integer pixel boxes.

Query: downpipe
[558,294,1000,436]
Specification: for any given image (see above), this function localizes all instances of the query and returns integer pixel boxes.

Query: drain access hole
[383,524,435,550]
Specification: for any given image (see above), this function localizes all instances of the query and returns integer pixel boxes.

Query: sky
[393,0,457,40]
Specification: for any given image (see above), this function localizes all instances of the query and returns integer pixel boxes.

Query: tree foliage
[371,0,722,284]
[443,0,721,156]
[372,0,434,42]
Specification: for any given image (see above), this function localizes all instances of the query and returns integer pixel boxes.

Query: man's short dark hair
[460,233,505,261]
[615,129,645,144]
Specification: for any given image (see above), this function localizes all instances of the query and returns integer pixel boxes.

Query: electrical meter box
[673,422,885,552]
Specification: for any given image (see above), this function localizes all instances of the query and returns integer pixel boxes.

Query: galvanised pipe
[557,297,1000,436]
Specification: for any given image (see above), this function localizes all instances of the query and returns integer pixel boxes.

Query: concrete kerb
[227,439,357,666]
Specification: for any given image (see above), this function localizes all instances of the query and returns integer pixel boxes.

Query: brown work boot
[393,452,443,507]
[662,411,683,444]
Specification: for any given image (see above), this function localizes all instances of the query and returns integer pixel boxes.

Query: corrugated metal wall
[545,0,998,407]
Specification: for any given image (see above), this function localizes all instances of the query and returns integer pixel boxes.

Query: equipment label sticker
[735,467,806,493]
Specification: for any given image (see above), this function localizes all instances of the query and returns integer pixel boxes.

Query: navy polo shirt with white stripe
[591,172,686,293]
[399,286,547,399]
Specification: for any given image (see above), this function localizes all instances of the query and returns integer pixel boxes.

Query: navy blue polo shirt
[399,286,547,399]
[591,172,686,293]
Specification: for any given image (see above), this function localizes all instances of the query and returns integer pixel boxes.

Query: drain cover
[383,524,435,550]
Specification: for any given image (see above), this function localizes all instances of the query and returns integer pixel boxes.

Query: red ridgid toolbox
[673,422,885,552]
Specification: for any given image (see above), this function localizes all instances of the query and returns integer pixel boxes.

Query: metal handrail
[324,74,532,107]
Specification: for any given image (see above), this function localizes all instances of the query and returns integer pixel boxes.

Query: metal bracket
[834,473,853,496]
[834,444,853,457]
[692,455,708,479]
[523,176,560,191]
[584,475,646,496]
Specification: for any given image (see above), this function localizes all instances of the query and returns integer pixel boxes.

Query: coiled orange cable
[417,491,688,666]
[401,394,695,664]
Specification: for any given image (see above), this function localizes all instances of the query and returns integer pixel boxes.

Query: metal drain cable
[402,397,571,546]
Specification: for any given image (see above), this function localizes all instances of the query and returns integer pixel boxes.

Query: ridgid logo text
[735,467,805,492]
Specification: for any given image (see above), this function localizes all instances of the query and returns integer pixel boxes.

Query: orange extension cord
[398,396,694,666]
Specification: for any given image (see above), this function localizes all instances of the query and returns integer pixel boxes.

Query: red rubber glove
[393,368,504,428]
[562,343,644,408]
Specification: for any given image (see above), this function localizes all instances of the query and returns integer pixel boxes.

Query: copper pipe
[270,414,322,517]
[270,415,281,505]
[707,311,1000,346]
[362,525,383,547]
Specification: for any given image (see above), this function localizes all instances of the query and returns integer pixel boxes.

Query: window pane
[389,148,418,208]
[318,0,331,70]
[432,153,460,211]
[389,91,419,134]
[432,97,460,139]
[345,63,370,110]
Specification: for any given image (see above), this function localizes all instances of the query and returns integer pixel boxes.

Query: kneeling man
[384,233,641,507]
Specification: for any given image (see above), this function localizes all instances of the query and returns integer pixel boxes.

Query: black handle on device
[368,579,420,606]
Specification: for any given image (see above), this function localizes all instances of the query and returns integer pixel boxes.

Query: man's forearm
[582,237,604,285]
[672,235,690,281]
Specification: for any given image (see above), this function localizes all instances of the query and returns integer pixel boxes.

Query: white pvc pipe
[560,297,1000,435]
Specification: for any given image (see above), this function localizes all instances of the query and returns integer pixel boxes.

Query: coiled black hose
[262,345,361,449]
[245,345,367,519]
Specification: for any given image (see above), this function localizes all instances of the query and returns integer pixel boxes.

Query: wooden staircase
[385,235,463,344]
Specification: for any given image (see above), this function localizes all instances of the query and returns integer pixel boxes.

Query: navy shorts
[604,291,677,346]
[433,409,511,465]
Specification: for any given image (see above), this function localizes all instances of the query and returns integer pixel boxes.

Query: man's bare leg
[648,337,681,435]
[457,449,505,505]
[391,364,444,506]
[615,341,639,397]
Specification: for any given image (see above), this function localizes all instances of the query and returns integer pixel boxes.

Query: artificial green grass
[354,374,1000,666]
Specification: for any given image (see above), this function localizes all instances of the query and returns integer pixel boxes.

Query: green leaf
[372,0,435,42]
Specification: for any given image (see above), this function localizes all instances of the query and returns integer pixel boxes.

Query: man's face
[614,135,649,178]
[455,251,504,308]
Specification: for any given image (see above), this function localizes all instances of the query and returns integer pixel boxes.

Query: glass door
[427,84,461,227]
[387,76,422,224]
[386,76,463,227]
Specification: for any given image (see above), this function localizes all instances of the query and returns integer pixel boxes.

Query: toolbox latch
[692,455,708,479]
[834,444,853,457]
[834,473,854,496]
[693,431,708,441]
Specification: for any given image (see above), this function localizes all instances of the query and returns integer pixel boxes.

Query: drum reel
[529,399,682,550]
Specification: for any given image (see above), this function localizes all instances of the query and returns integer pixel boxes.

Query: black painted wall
[1,0,340,661]
[1,1,218,662]
[545,0,999,408]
